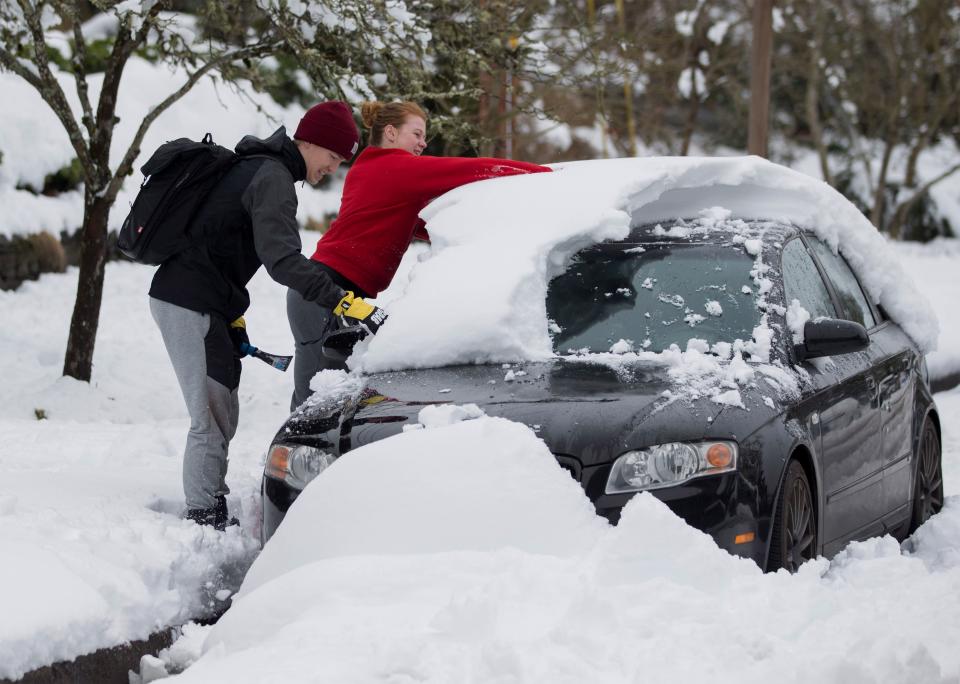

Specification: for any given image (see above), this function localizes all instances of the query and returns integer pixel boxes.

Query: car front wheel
[909,418,943,533]
[768,460,817,572]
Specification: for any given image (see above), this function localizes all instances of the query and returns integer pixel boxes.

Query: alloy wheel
[912,421,944,530]
[783,468,816,572]
[768,460,817,573]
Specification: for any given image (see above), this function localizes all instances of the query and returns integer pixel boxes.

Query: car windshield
[547,241,761,354]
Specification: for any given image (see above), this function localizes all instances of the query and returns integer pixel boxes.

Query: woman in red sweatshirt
[286,100,551,409]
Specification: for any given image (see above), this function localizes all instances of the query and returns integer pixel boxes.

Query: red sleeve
[395,155,551,203]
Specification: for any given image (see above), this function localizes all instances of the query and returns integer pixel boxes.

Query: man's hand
[333,292,388,335]
[229,317,251,357]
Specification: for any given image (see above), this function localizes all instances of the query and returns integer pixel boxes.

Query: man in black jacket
[149,101,369,529]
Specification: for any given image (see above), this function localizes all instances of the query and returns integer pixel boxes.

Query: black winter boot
[215,495,240,530]
[186,506,221,529]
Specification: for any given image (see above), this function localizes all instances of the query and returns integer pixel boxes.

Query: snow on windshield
[556,215,796,408]
[358,156,937,385]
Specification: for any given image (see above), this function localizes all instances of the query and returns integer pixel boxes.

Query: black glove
[333,292,388,335]
[229,317,251,357]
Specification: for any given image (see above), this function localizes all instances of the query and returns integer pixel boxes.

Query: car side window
[780,238,836,319]
[806,238,877,329]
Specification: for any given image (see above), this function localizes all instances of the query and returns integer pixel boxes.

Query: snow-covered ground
[2,38,960,683]
[0,233,958,682]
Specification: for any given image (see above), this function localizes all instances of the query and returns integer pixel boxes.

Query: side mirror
[794,318,869,363]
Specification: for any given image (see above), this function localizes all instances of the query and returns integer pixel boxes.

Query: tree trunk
[478,70,493,156]
[870,137,895,230]
[680,72,700,156]
[615,0,637,157]
[492,69,507,158]
[903,136,927,188]
[806,2,832,184]
[62,194,111,381]
[748,0,774,157]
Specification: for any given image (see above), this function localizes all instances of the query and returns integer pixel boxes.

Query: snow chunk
[705,300,723,316]
[610,338,635,354]
[416,403,485,428]
[786,299,811,344]
[712,389,744,408]
[743,239,763,256]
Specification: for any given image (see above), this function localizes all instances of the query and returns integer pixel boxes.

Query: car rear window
[547,241,761,354]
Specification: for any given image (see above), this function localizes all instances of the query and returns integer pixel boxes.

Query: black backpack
[117,133,239,265]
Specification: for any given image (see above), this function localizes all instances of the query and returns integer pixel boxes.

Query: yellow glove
[333,292,388,334]
[228,317,251,357]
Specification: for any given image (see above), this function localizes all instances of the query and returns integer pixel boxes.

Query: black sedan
[261,219,943,572]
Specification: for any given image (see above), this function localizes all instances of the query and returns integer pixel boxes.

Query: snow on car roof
[357,156,937,377]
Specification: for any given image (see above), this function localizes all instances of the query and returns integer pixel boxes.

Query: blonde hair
[360,101,428,146]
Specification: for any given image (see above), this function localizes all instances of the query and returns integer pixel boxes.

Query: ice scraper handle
[239,342,292,372]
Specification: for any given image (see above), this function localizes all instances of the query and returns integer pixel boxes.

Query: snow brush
[239,342,292,372]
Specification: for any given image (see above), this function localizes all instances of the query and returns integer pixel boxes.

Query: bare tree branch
[43,0,98,139]
[0,46,44,90]
[892,161,960,238]
[15,0,94,175]
[105,41,281,201]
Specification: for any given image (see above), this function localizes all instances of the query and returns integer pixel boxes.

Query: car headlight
[265,443,336,490]
[605,441,737,494]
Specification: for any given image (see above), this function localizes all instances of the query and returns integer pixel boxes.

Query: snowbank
[240,413,608,595]
[163,401,960,683]
[356,156,938,377]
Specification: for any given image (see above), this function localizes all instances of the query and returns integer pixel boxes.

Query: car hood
[283,359,785,468]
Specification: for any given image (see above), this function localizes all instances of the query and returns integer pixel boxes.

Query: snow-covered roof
[357,155,938,375]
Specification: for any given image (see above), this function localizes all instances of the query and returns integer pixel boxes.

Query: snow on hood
[356,156,937,378]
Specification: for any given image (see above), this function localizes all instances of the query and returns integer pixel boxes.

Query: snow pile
[0,509,255,681]
[161,409,960,682]
[240,415,608,595]
[355,156,938,377]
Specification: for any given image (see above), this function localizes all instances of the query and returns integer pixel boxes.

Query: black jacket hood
[235,126,306,182]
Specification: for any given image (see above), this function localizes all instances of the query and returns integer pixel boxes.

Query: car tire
[908,418,943,533]
[767,460,817,572]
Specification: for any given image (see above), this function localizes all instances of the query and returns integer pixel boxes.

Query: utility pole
[748,0,774,157]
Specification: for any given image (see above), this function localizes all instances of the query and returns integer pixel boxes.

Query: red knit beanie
[294,101,360,160]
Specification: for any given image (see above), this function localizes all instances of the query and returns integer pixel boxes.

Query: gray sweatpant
[286,288,345,411]
[150,297,239,510]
